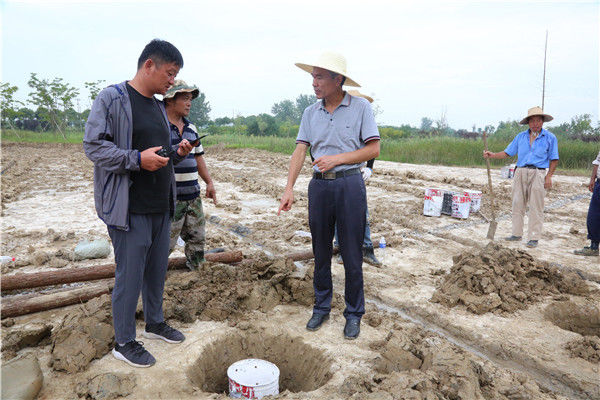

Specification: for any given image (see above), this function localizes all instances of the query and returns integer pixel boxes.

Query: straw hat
[519,106,553,125]
[295,52,360,87]
[346,89,373,103]
[164,79,199,100]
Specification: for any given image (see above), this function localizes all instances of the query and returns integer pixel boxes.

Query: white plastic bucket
[423,188,443,217]
[463,190,482,213]
[451,194,471,219]
[228,359,280,399]
[500,166,510,179]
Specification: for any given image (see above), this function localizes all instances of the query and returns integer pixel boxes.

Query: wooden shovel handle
[483,132,496,220]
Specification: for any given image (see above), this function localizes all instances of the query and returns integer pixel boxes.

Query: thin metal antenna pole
[542,30,548,110]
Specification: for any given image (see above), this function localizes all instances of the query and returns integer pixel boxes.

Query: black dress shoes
[344,319,360,340]
[306,313,329,331]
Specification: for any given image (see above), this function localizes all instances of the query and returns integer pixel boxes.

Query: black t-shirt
[127,83,172,214]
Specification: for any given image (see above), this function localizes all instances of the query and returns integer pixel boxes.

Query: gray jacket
[83,81,183,231]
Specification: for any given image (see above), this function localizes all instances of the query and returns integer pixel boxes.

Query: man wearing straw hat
[164,80,218,270]
[483,106,559,248]
[278,52,380,340]
[334,89,381,267]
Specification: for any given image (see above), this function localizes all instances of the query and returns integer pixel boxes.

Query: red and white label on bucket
[451,195,471,219]
[463,190,482,213]
[423,188,443,217]
[425,188,443,197]
[229,378,255,399]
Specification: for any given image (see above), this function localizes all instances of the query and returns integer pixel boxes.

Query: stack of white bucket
[500,163,517,179]
[424,188,482,219]
[228,359,280,399]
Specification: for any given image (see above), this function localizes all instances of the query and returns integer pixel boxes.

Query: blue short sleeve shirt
[503,128,559,168]
[296,92,380,172]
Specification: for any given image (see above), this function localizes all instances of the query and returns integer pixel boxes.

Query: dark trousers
[108,212,171,344]
[308,173,366,320]
[588,180,600,244]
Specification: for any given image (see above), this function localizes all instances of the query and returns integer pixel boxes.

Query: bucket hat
[346,89,373,103]
[295,52,360,87]
[164,79,199,100]
[519,106,553,125]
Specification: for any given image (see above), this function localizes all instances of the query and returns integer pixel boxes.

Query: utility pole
[542,30,548,110]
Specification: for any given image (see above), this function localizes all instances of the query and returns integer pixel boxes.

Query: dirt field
[1,142,599,400]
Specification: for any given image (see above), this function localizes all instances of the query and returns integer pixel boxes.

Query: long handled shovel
[483,132,497,240]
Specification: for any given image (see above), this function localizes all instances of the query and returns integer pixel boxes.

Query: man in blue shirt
[483,106,559,248]
[278,52,380,340]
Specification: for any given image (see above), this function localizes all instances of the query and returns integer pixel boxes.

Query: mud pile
[2,321,52,360]
[161,255,314,323]
[340,322,556,399]
[50,294,114,373]
[76,372,137,400]
[566,336,600,364]
[431,243,590,314]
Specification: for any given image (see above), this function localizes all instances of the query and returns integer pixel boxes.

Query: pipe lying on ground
[1,251,243,292]
[1,284,112,319]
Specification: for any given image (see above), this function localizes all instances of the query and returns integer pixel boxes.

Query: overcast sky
[1,0,598,129]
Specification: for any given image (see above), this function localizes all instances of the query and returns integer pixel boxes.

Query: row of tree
[2,74,599,142]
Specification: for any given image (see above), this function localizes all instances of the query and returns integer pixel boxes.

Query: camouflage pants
[169,197,205,270]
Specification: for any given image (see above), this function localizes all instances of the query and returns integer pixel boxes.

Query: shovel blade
[486,221,498,240]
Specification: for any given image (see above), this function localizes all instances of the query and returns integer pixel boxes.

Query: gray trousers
[108,212,170,344]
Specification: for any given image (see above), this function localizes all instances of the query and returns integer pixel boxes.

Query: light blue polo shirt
[296,92,380,173]
[504,128,559,168]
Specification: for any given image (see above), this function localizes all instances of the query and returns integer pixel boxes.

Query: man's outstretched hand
[277,188,294,215]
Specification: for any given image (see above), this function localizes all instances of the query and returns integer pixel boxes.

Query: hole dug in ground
[188,326,333,395]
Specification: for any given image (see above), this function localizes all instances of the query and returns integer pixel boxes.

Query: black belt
[522,165,546,170]
[313,167,361,180]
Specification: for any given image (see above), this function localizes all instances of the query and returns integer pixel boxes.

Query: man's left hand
[544,175,553,189]
[177,139,193,157]
[312,155,340,173]
[361,167,372,181]
[206,182,217,204]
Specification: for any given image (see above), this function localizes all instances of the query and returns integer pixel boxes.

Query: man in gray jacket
[84,39,193,368]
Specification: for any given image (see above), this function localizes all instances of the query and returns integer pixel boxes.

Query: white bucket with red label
[463,190,482,213]
[228,359,280,399]
[451,194,471,219]
[423,188,443,217]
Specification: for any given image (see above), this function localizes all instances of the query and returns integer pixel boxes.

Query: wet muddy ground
[1,142,599,399]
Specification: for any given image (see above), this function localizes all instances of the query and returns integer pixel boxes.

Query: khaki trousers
[512,167,546,241]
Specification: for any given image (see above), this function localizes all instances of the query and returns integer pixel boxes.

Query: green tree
[27,73,79,138]
[271,99,296,122]
[84,80,105,106]
[420,117,433,133]
[295,94,316,115]
[214,116,233,126]
[568,114,593,137]
[188,91,211,127]
[0,82,24,135]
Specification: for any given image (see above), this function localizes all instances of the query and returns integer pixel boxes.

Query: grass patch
[1,129,84,144]
[2,130,595,174]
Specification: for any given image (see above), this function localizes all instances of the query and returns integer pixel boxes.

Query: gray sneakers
[526,240,538,248]
[574,246,599,256]
[142,322,185,344]
[112,340,155,368]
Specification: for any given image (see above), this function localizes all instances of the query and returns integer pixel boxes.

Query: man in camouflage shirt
[164,80,217,269]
